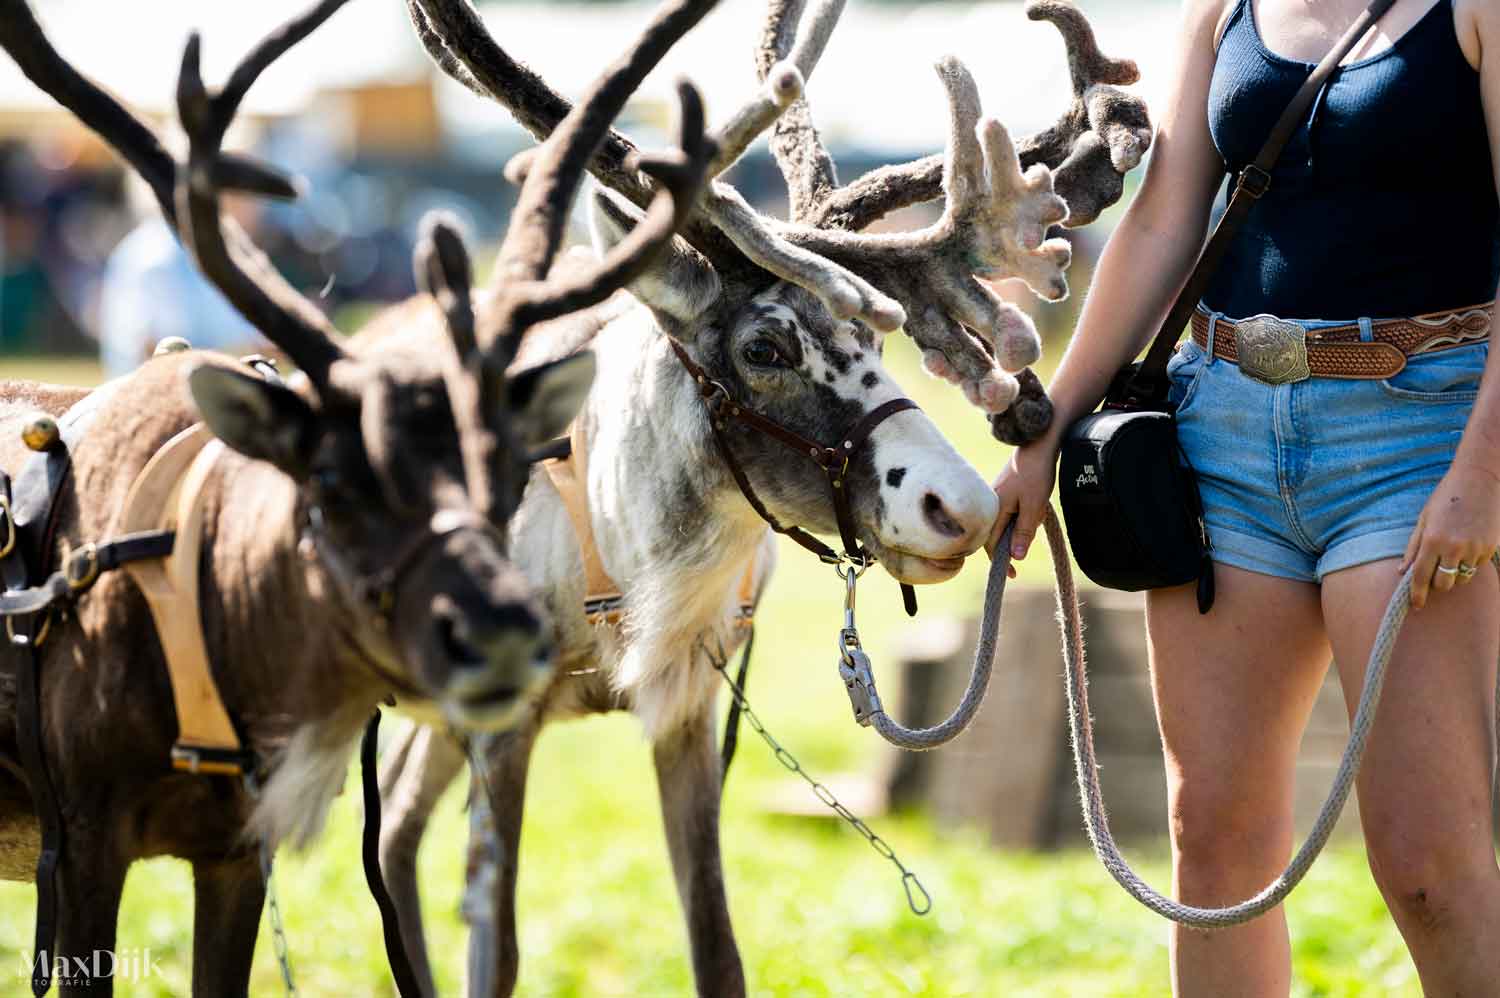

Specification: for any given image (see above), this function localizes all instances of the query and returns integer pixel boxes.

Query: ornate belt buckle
[1235,314,1310,385]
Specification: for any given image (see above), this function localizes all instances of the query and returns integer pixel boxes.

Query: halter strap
[667,339,918,567]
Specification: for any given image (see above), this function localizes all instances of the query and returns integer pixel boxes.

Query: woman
[993,0,1500,994]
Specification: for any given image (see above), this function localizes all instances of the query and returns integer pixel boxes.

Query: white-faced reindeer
[0,0,721,993]
[378,1,1150,995]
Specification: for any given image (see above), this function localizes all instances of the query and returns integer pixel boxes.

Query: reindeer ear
[189,364,321,478]
[589,189,720,337]
[505,352,596,447]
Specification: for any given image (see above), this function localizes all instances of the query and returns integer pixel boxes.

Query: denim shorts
[1167,312,1487,583]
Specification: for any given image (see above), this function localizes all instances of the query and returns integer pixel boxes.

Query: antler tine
[1028,0,1139,94]
[755,0,848,222]
[755,57,1074,421]
[1019,0,1152,226]
[809,0,1150,231]
[409,0,655,212]
[708,62,803,178]
[173,4,352,393]
[415,213,478,360]
[488,0,718,293]
[413,213,509,517]
[508,80,717,330]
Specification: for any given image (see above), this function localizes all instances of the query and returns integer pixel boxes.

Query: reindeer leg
[189,851,264,997]
[467,722,539,998]
[653,709,744,998]
[51,822,128,996]
[377,723,468,998]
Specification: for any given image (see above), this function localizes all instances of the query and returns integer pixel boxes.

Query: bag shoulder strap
[1131,0,1399,395]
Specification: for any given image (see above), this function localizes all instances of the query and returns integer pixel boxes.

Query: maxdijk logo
[20,949,163,988]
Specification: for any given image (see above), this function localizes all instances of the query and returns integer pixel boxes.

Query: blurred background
[0,2,1417,996]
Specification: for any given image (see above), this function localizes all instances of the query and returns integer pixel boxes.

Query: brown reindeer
[376,1,1151,995]
[0,0,718,993]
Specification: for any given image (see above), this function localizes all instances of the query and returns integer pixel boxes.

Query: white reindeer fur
[509,304,777,736]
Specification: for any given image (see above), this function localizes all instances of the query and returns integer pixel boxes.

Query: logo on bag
[1075,464,1099,489]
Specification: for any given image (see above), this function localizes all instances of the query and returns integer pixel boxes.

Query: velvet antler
[734,0,1150,442]
[810,0,1152,232]
[417,1,718,517]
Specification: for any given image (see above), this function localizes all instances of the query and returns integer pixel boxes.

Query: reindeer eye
[741,338,786,368]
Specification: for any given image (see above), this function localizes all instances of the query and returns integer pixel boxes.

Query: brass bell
[21,413,60,453]
[153,336,192,357]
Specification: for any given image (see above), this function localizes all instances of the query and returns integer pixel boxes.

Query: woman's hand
[1401,459,1500,608]
[986,430,1063,577]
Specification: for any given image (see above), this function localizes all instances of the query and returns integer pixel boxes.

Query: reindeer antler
[810,0,1152,232]
[172,1,354,393]
[727,0,1151,441]
[0,0,352,395]
[421,2,717,518]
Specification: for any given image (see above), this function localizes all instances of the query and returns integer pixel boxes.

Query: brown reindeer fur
[0,353,384,881]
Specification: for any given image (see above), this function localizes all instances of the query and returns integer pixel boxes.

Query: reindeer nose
[436,599,548,682]
[919,482,997,553]
[922,491,967,539]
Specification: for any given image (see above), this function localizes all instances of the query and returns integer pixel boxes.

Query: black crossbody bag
[1057,0,1396,613]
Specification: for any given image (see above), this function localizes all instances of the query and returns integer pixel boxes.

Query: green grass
[0,345,1419,995]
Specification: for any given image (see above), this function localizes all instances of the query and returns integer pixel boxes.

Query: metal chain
[244,773,297,997]
[705,640,932,916]
[259,840,298,996]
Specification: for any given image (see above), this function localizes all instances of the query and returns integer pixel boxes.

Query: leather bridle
[668,340,918,571]
[301,503,503,698]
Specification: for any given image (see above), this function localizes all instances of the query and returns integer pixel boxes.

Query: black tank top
[1203,0,1499,320]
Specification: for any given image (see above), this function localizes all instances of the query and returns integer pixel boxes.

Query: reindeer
[376,2,1151,995]
[0,0,721,992]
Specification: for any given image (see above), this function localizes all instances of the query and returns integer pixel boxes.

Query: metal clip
[842,565,858,632]
[64,542,100,591]
[838,643,881,726]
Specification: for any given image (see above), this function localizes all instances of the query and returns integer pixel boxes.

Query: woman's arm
[1403,0,1500,607]
[992,0,1232,560]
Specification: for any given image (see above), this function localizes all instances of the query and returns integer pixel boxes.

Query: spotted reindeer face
[594,194,998,584]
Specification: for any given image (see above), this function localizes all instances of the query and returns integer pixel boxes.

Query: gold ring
[1458,562,1478,579]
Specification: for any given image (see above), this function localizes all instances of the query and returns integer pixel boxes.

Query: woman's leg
[1322,559,1500,995]
[1147,565,1331,998]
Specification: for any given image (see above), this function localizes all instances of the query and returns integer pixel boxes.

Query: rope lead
[1047,506,1441,928]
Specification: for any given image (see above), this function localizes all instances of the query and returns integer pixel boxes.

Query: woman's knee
[1362,807,1497,930]
[1168,768,1295,892]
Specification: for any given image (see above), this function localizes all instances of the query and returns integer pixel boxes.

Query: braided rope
[863,503,1461,925]
[1042,506,1473,927]
[865,523,1014,750]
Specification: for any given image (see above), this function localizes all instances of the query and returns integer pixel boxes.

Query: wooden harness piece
[118,423,249,775]
[541,420,758,629]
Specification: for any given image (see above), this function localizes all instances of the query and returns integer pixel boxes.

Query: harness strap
[540,421,760,628]
[2,387,118,998]
[119,425,252,775]
[359,710,421,997]
[541,421,625,624]
[0,531,175,616]
[666,340,921,614]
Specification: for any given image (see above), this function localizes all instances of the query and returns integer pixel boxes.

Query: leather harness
[667,339,921,615]
[541,418,759,629]
[1,364,434,996]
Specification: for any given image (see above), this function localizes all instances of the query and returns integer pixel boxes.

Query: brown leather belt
[1189,302,1493,383]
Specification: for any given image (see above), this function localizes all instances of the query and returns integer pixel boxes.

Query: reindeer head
[184,223,596,728]
[2,0,714,725]
[405,0,1148,584]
